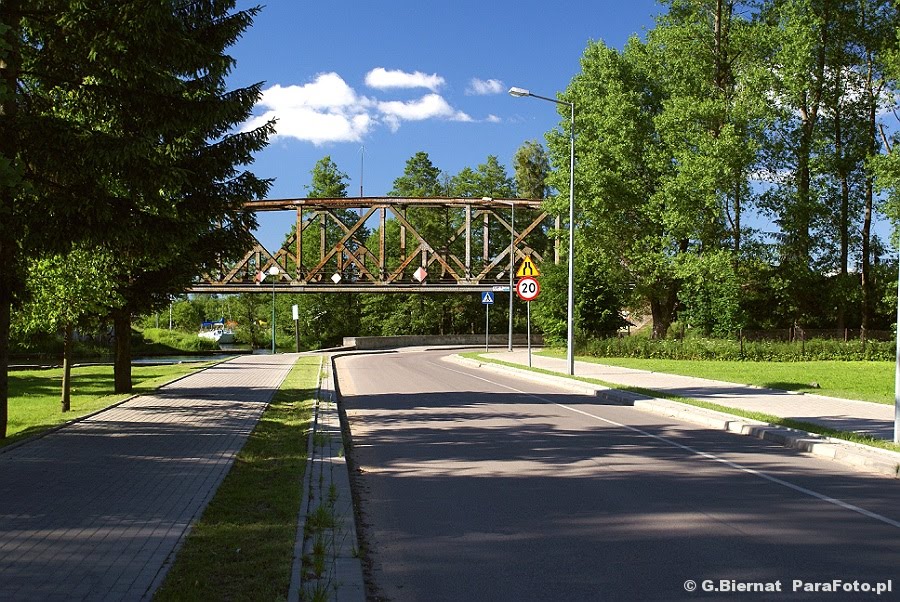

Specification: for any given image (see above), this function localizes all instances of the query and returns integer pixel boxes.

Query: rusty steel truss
[190,196,558,293]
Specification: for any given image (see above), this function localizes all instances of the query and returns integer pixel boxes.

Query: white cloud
[377,94,472,131]
[243,71,477,143]
[365,67,445,91]
[242,74,374,145]
[467,78,504,95]
[260,74,360,109]
[485,114,502,123]
[378,94,468,121]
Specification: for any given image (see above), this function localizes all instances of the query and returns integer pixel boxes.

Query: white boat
[198,320,236,344]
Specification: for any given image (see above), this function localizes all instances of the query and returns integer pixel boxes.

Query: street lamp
[509,86,576,375]
[509,200,515,352]
[895,271,900,443]
[268,265,279,354]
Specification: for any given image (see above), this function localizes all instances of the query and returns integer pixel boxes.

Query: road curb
[450,355,900,479]
[292,354,365,601]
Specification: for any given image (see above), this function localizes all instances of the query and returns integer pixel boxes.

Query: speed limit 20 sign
[516,276,540,301]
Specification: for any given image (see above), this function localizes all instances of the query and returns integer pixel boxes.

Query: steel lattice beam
[190,196,555,294]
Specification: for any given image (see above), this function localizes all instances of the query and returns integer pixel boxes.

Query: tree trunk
[861,175,872,334]
[113,309,132,394]
[836,107,850,278]
[650,240,687,340]
[0,290,9,439]
[794,126,814,267]
[733,179,741,254]
[650,296,675,340]
[61,324,73,412]
[861,45,877,335]
[834,71,849,332]
[790,3,827,277]
[0,0,22,439]
[650,278,680,340]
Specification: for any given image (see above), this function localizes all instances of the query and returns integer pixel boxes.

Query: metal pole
[565,101,576,376]
[527,301,532,368]
[271,278,276,354]
[508,86,575,375]
[894,260,900,443]
[509,202,515,351]
[359,145,365,198]
[485,303,490,352]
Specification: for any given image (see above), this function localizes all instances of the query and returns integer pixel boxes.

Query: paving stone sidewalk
[0,354,296,602]
[488,350,895,440]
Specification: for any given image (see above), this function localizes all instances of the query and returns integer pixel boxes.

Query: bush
[581,336,894,361]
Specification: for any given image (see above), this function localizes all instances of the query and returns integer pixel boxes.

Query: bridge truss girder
[190,196,558,294]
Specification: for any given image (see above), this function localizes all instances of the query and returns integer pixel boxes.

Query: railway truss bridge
[189,196,558,294]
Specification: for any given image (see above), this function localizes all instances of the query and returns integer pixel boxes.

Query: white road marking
[442,365,900,531]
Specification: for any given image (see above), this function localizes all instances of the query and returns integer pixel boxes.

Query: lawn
[154,356,319,601]
[542,351,894,405]
[4,362,216,446]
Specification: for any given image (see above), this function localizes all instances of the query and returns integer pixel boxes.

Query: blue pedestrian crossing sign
[481,291,495,305]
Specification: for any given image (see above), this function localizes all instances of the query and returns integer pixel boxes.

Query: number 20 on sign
[516,276,540,301]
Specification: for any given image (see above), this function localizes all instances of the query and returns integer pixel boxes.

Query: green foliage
[390,151,444,197]
[0,1,274,408]
[306,156,349,198]
[170,300,202,333]
[532,254,627,345]
[16,247,122,336]
[450,155,515,199]
[548,37,692,339]
[676,251,745,336]
[513,140,550,199]
[535,0,899,341]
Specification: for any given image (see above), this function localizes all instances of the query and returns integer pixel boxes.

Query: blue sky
[228,0,893,252]
[229,0,662,249]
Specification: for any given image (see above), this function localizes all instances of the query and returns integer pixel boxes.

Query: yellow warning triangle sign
[515,255,540,278]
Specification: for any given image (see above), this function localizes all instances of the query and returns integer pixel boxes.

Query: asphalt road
[336,349,900,601]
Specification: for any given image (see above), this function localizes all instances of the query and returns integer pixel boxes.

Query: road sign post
[292,304,299,352]
[515,277,540,367]
[527,299,532,367]
[482,291,494,352]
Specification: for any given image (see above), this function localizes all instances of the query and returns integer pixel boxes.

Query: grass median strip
[154,356,320,601]
[463,353,900,454]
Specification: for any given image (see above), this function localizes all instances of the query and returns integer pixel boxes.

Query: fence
[738,328,893,343]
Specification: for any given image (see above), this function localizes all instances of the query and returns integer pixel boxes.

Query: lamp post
[895,268,900,443]
[268,265,279,354]
[509,200,515,352]
[509,86,576,375]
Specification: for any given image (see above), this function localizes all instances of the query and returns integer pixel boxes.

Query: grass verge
[3,362,215,448]
[463,352,900,454]
[540,350,893,405]
[153,356,320,601]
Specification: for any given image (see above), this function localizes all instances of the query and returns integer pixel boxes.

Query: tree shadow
[338,386,900,600]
